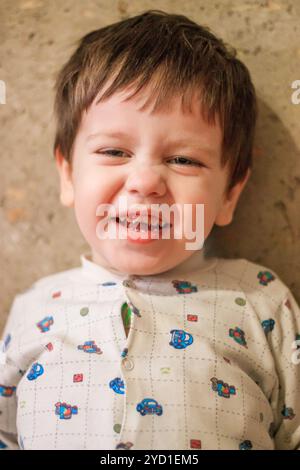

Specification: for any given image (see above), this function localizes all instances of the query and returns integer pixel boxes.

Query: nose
[124,165,166,198]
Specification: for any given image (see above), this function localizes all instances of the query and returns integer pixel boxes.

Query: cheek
[202,186,226,236]
[72,170,116,243]
[182,179,224,238]
[74,194,97,243]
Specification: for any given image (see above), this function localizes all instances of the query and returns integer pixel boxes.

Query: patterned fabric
[0,251,299,450]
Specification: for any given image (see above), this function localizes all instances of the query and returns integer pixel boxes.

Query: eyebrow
[86,131,217,157]
[87,131,134,142]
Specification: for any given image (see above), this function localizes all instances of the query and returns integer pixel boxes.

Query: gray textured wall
[1,0,299,334]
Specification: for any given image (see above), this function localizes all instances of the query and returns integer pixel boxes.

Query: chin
[115,256,172,276]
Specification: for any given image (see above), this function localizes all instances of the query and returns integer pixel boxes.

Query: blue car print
[239,440,253,450]
[281,405,295,420]
[169,329,193,349]
[36,316,54,333]
[55,401,78,420]
[172,280,198,294]
[211,377,236,398]
[109,377,125,394]
[261,319,275,335]
[27,362,44,381]
[77,340,102,354]
[136,398,163,416]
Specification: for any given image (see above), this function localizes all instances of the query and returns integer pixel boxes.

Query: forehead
[78,82,223,151]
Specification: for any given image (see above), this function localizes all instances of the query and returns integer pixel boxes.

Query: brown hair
[53,9,257,195]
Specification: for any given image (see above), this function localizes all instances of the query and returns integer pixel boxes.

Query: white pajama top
[0,250,300,450]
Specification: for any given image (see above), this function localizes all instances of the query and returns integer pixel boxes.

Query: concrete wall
[1,0,299,333]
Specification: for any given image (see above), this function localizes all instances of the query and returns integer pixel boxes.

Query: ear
[215,168,251,227]
[55,147,75,208]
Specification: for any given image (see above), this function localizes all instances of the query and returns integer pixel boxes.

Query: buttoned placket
[112,277,137,447]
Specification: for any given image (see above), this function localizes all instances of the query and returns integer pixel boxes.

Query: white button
[122,357,134,371]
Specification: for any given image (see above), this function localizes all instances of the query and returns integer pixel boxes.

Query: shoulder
[213,256,290,307]
[13,266,84,303]
[2,266,85,338]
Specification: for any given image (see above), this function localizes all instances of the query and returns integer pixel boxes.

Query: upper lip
[109,207,172,226]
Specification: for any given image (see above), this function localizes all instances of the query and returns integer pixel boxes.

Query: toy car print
[136,398,163,416]
[169,329,193,349]
[229,327,247,347]
[239,440,253,450]
[0,384,16,397]
[281,405,295,420]
[55,401,78,420]
[109,377,125,394]
[115,441,133,450]
[27,362,44,381]
[257,270,275,286]
[172,280,198,294]
[37,316,54,333]
[77,340,102,354]
[210,377,236,398]
[261,319,275,335]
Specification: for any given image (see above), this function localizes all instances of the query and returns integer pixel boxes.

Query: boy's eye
[168,156,204,167]
[96,149,127,157]
[95,150,204,167]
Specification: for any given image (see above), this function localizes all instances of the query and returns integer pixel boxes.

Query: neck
[88,247,207,278]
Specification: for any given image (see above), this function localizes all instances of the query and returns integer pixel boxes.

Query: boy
[0,10,299,450]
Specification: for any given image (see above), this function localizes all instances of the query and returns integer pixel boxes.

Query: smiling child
[1,10,299,450]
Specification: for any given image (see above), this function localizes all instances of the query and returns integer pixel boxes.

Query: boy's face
[56,83,250,275]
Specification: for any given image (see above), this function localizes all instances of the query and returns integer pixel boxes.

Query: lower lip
[113,219,171,244]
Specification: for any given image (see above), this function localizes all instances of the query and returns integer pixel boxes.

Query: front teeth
[116,217,168,230]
